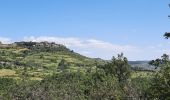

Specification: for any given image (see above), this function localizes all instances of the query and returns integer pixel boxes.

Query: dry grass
[30,77,42,80]
[0,69,16,77]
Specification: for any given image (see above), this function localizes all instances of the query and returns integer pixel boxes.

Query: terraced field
[0,42,106,80]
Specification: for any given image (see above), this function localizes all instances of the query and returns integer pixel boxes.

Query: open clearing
[0,69,16,77]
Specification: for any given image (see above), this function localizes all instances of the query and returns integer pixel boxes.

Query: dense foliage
[0,41,169,99]
[147,54,170,99]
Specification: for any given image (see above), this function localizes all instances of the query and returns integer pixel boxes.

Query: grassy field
[0,69,16,77]
[0,68,154,81]
[0,69,44,80]
[131,71,153,79]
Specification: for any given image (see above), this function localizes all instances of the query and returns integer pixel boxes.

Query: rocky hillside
[0,41,107,79]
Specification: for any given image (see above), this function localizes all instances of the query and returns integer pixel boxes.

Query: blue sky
[0,0,170,60]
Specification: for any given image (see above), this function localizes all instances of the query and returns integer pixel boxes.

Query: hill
[0,41,106,80]
[0,41,155,99]
[129,61,155,71]
[0,41,154,79]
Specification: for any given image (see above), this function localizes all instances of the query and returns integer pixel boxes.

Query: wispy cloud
[23,36,141,60]
[1,36,169,60]
[0,37,11,44]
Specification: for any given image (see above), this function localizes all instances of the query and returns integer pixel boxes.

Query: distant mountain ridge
[129,61,155,71]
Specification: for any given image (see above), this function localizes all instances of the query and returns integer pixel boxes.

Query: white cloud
[23,36,84,47]
[0,37,11,44]
[144,43,170,60]
[79,51,92,55]
[0,36,169,60]
[23,36,141,60]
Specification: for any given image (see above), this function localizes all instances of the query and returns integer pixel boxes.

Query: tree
[102,53,140,98]
[149,54,169,69]
[58,59,69,70]
[104,53,131,83]
[148,56,170,99]
[40,54,44,59]
[149,31,170,99]
[164,32,170,39]
[148,5,170,98]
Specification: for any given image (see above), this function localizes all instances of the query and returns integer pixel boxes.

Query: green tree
[149,54,169,69]
[101,53,137,98]
[103,53,131,84]
[40,54,44,59]
[58,59,69,70]
[148,8,170,97]
[164,32,170,39]
[148,58,170,99]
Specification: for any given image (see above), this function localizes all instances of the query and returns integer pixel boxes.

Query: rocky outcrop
[14,41,70,52]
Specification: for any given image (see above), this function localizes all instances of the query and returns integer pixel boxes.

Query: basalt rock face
[14,41,70,52]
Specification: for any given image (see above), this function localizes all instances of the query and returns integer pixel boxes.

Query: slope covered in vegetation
[0,41,106,79]
[0,41,166,100]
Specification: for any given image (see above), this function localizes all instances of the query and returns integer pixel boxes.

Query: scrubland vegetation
[0,41,169,100]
